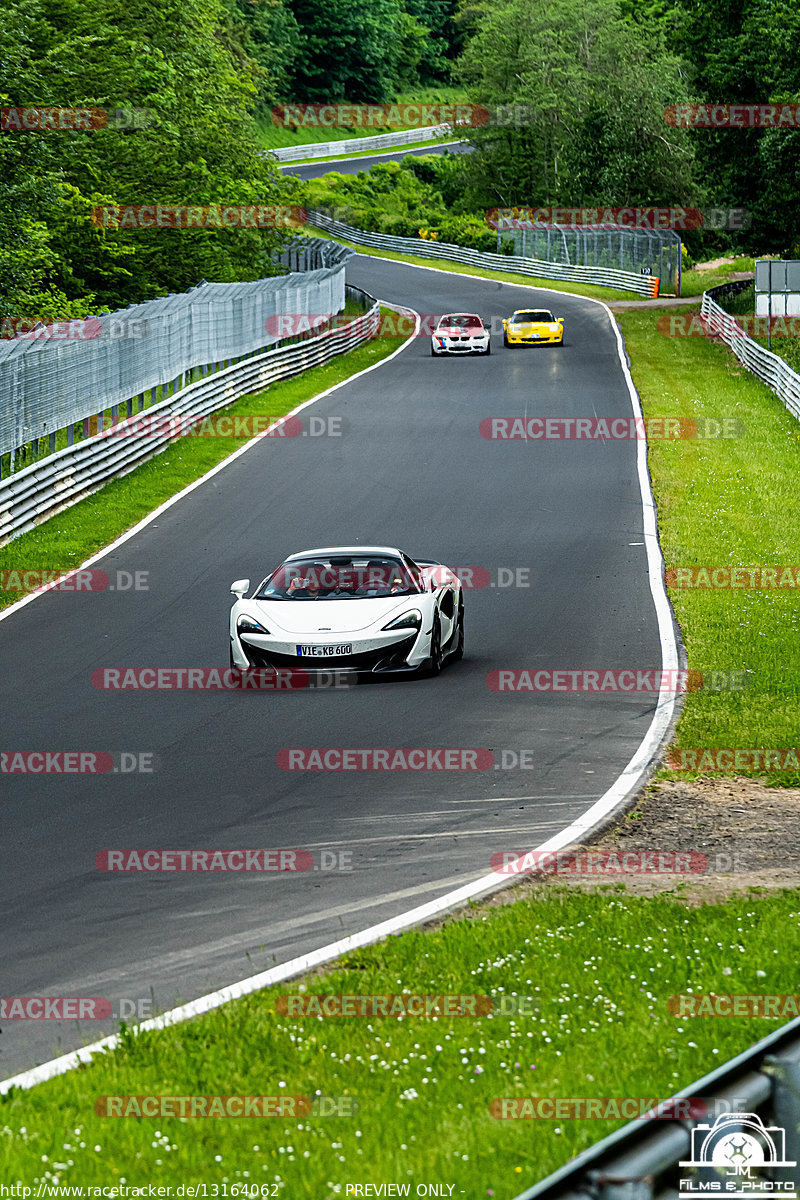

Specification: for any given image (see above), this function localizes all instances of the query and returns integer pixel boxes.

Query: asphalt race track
[279,140,471,179]
[0,254,666,1078]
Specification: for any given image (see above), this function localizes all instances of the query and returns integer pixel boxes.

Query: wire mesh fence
[497,224,681,293]
[0,239,352,475]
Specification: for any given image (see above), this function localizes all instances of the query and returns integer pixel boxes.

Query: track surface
[0,255,663,1077]
[280,140,470,179]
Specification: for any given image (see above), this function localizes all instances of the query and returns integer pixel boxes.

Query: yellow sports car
[502,308,564,346]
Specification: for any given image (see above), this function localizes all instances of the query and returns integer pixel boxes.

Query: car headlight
[549,324,559,332]
[382,610,422,631]
[237,615,269,635]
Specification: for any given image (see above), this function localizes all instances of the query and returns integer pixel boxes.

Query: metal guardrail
[0,291,379,545]
[702,281,800,421]
[267,123,458,162]
[1,239,352,469]
[307,211,660,297]
[512,1016,800,1198]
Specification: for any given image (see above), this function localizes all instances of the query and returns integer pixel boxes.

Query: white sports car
[431,313,491,356]
[229,546,464,676]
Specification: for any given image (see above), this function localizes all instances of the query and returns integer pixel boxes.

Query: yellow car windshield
[511,311,554,324]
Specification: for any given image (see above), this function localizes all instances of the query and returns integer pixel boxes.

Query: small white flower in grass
[756,970,766,978]
[215,1155,222,1162]
[722,968,732,976]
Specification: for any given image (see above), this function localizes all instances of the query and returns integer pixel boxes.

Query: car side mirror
[230,578,250,597]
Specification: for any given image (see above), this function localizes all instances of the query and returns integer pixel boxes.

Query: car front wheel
[427,617,444,676]
[451,603,464,661]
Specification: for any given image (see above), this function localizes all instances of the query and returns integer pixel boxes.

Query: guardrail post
[591,1175,653,1200]
[765,1045,800,1169]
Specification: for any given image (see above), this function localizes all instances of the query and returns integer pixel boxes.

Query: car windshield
[512,310,554,324]
[439,315,482,329]
[256,556,423,600]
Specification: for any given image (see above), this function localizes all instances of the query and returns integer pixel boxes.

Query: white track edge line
[0,280,678,1097]
[0,302,419,624]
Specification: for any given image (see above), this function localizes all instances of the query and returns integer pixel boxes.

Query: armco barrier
[701,280,800,421]
[0,238,350,468]
[307,210,661,297]
[511,1015,800,1199]
[268,124,458,162]
[0,292,379,545]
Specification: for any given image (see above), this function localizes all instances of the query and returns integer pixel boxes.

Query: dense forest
[1,0,798,322]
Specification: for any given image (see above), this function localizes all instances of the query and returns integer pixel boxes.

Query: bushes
[301,156,501,249]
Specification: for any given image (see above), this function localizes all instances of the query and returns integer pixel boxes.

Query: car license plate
[296,643,352,657]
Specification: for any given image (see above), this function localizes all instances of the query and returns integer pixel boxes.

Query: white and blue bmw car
[431,313,491,356]
[229,546,464,676]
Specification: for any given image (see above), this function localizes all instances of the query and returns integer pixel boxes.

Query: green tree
[288,0,406,101]
[7,0,295,311]
[455,0,696,207]
[673,0,800,251]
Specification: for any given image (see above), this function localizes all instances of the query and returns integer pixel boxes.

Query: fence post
[765,1045,800,1172]
[594,1179,653,1200]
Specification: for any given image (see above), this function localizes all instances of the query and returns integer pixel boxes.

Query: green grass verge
[0,312,405,605]
[2,888,799,1194]
[618,304,800,783]
[303,226,640,304]
[679,258,756,297]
